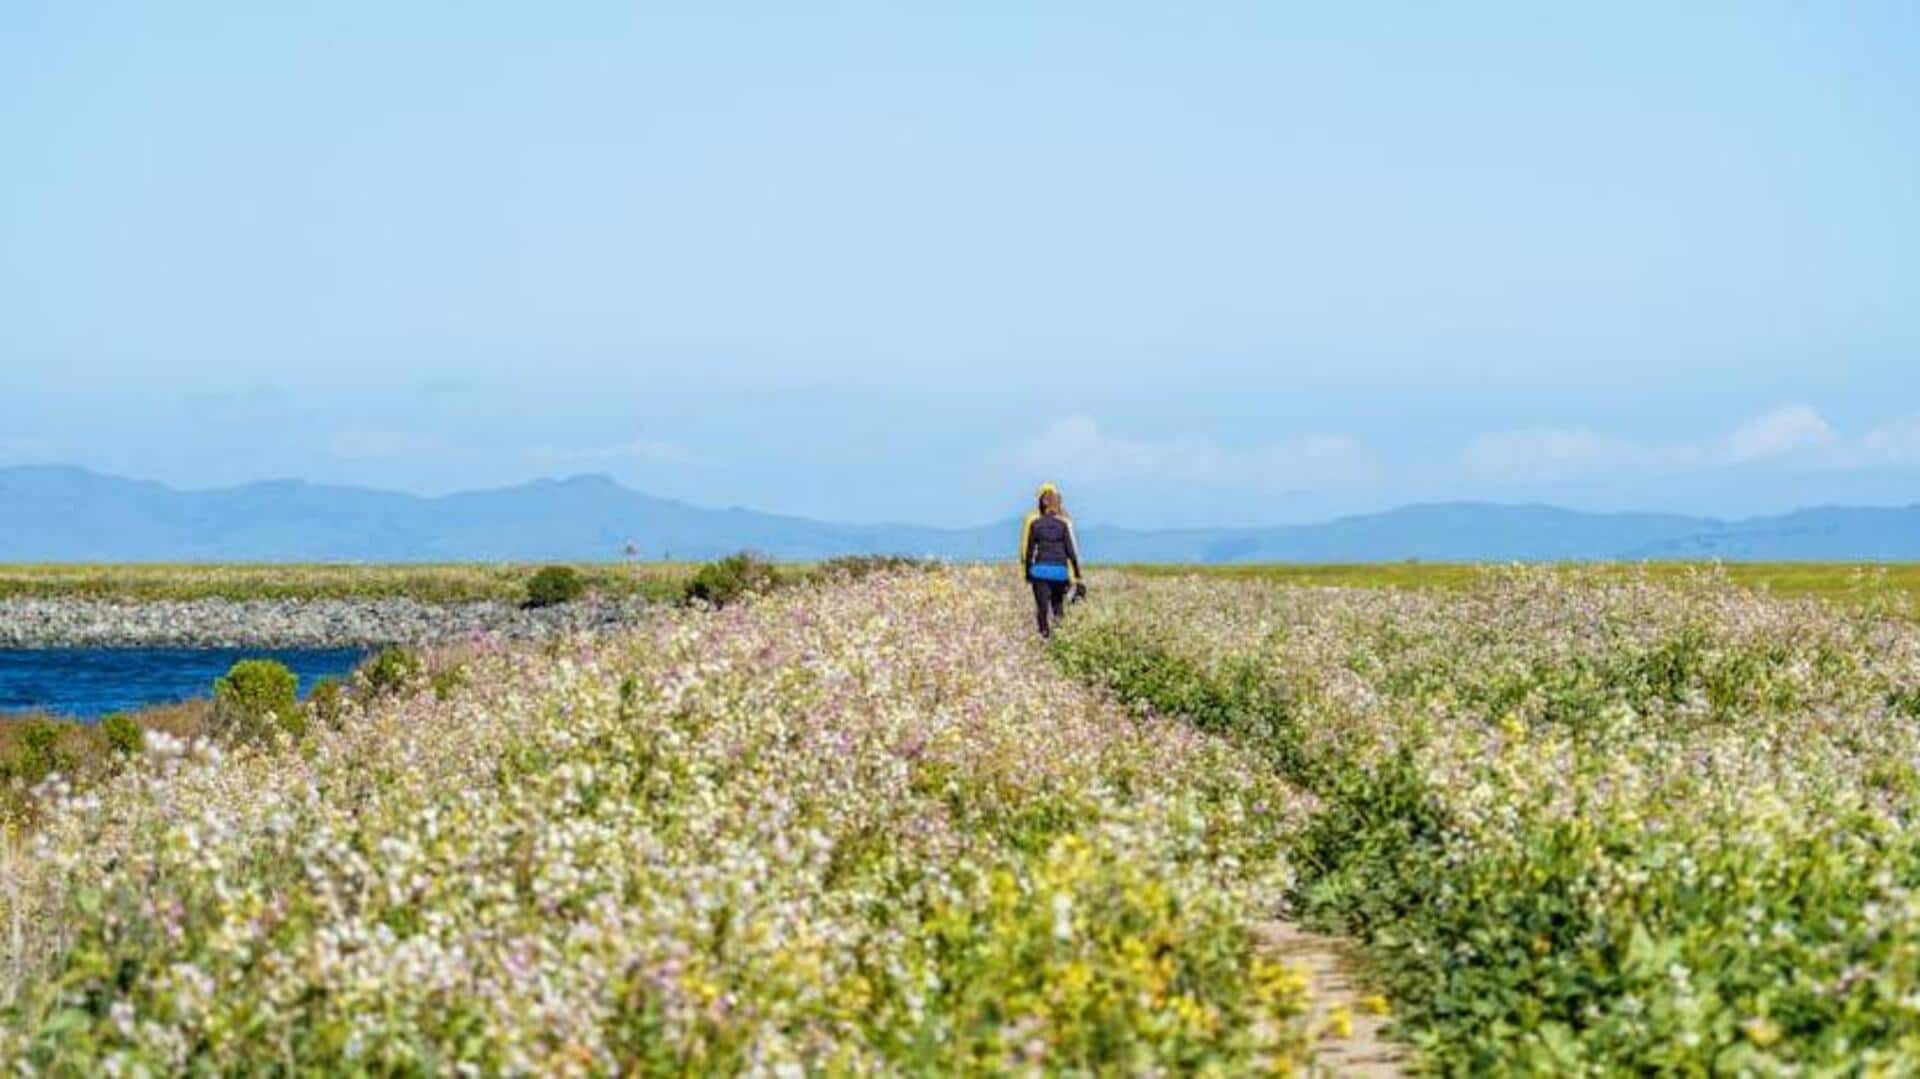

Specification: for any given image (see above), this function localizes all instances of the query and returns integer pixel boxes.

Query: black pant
[1031,577,1069,637]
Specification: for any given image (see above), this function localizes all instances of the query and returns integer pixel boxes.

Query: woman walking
[1019,483,1085,637]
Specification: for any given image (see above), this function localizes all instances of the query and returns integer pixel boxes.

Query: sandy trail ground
[1256,922,1410,1077]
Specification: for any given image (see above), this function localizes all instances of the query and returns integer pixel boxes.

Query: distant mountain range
[3,465,1918,563]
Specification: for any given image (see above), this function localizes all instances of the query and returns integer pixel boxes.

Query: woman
[1019,482,1085,637]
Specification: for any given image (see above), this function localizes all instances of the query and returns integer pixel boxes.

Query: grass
[0,700,208,758]
[11,560,1919,609]
[0,701,213,824]
[0,563,699,603]
[1117,561,1920,609]
[0,557,920,605]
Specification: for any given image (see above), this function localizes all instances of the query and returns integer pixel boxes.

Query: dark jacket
[1020,511,1082,582]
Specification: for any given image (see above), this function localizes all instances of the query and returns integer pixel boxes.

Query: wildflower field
[1117,561,1920,610]
[1055,568,1920,1073]
[7,562,1920,1073]
[0,569,1315,1073]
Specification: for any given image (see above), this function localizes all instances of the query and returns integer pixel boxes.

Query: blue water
[0,648,369,720]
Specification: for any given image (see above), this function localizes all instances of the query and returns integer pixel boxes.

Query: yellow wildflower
[1744,1016,1782,1047]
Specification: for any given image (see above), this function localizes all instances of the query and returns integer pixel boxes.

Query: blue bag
[1030,562,1071,583]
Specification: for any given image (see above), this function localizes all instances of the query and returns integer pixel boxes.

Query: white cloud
[1002,406,1920,508]
[1839,416,1920,468]
[1724,405,1834,463]
[1009,416,1377,495]
[1461,405,1920,486]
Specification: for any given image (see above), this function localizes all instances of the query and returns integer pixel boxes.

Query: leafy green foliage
[430,664,467,702]
[9,720,73,785]
[683,552,780,608]
[524,565,586,608]
[99,713,144,759]
[1891,685,1920,719]
[810,555,932,583]
[359,647,422,698]
[307,677,346,728]
[211,658,303,744]
[1053,569,1920,1072]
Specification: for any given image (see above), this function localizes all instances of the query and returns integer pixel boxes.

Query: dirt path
[1255,921,1411,1077]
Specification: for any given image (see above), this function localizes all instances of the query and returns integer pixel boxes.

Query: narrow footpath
[1255,922,1408,1076]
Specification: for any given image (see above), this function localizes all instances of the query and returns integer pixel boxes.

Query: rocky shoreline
[0,596,658,649]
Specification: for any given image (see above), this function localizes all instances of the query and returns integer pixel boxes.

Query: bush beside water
[0,643,468,826]
[359,646,423,698]
[99,713,144,758]
[306,677,346,728]
[209,658,303,744]
[6,721,73,787]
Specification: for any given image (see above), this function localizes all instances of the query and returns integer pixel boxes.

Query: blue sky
[3,2,1915,528]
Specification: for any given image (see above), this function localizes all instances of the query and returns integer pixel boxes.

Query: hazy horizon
[10,460,1918,535]
[5,4,1916,529]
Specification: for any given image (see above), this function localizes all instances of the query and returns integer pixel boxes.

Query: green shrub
[1891,686,1920,719]
[100,713,145,759]
[360,647,423,698]
[525,565,586,608]
[811,555,932,583]
[211,659,303,744]
[11,720,73,785]
[307,677,347,728]
[431,664,468,702]
[684,552,780,608]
